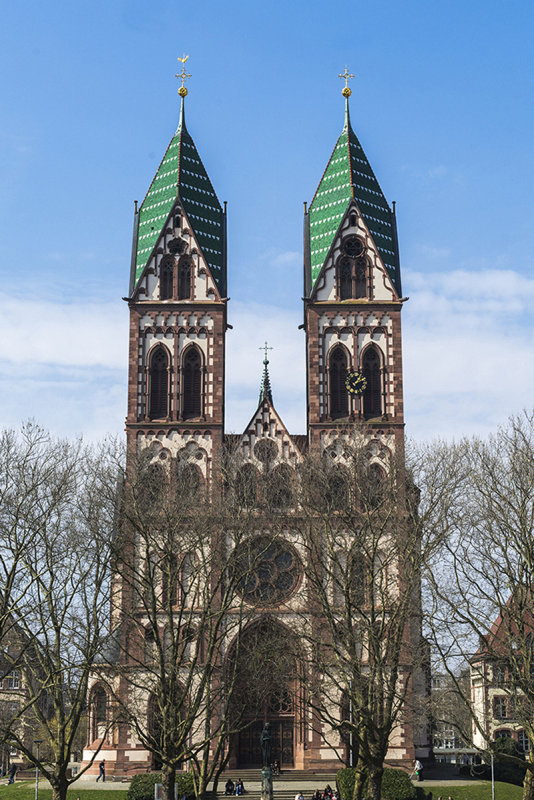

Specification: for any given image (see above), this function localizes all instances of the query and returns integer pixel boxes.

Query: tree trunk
[161,763,176,800]
[367,765,383,800]
[352,756,366,800]
[50,775,69,800]
[522,759,534,800]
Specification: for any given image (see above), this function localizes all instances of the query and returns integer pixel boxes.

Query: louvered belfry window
[362,346,382,418]
[149,347,169,420]
[160,256,174,300]
[182,347,202,419]
[178,259,192,300]
[330,346,348,419]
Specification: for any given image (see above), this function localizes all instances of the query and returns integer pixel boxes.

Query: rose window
[233,536,301,605]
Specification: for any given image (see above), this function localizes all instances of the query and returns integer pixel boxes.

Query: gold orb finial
[176,54,191,96]
[338,65,355,96]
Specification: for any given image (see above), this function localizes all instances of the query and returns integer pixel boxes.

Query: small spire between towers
[258,342,273,405]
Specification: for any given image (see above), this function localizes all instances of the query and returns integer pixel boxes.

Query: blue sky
[1,0,533,441]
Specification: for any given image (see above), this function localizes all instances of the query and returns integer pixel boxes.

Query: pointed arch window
[339,258,352,300]
[149,346,169,420]
[160,255,174,300]
[362,346,382,419]
[329,346,349,419]
[182,346,202,420]
[178,258,192,300]
[354,257,367,298]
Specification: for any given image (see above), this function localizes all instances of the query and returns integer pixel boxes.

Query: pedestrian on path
[7,763,17,784]
[96,759,106,782]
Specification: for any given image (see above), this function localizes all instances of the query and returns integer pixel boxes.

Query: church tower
[304,76,405,456]
[125,73,227,482]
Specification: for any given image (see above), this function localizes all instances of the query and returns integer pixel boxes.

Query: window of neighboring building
[7,671,20,689]
[493,696,508,720]
[493,664,506,686]
[518,729,531,753]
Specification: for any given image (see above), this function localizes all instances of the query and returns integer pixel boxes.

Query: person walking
[414,759,423,782]
[7,763,17,784]
[96,759,106,782]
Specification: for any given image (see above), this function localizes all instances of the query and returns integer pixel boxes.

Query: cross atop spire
[338,65,355,97]
[176,54,191,97]
[258,342,273,405]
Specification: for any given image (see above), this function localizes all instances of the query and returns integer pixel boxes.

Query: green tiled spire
[134,96,225,293]
[308,98,399,292]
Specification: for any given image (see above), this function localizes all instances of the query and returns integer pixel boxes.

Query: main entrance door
[238,719,294,768]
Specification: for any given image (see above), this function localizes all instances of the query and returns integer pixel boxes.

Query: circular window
[342,237,364,257]
[254,438,278,465]
[233,536,301,605]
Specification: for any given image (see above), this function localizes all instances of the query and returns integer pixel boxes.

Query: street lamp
[33,740,43,800]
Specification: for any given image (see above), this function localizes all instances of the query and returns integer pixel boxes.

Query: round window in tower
[342,236,364,258]
[232,536,301,605]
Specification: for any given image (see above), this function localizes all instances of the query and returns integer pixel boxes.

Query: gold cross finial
[259,341,273,363]
[338,65,355,98]
[176,54,191,97]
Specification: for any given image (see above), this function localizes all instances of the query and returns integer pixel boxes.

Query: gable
[237,399,303,467]
[311,200,399,303]
[133,200,221,303]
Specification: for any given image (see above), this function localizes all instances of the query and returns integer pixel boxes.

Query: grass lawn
[0,783,127,800]
[422,783,523,800]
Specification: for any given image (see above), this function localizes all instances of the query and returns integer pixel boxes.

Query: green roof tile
[308,100,399,292]
[134,98,224,293]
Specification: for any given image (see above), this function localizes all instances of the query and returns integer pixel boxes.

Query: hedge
[127,772,195,800]
[337,767,416,800]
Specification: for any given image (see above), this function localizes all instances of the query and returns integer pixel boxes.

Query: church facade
[83,75,430,777]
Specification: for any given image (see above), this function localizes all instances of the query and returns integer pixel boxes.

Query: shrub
[127,772,195,800]
[381,767,417,800]
[337,767,416,800]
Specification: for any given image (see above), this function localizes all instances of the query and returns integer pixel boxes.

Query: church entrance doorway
[229,618,300,770]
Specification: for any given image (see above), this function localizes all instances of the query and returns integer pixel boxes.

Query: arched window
[362,346,382,418]
[91,687,107,741]
[182,347,202,420]
[326,466,350,510]
[178,258,192,300]
[329,346,349,419]
[149,346,169,420]
[266,464,294,509]
[355,257,367,298]
[366,462,386,509]
[235,463,258,507]
[176,462,202,501]
[338,258,352,300]
[144,628,155,662]
[160,255,174,300]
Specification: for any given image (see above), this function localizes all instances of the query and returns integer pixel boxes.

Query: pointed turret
[132,85,225,294]
[307,88,399,294]
[258,350,273,406]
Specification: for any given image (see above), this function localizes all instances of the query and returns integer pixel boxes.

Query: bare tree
[426,411,534,800]
[1,428,118,800]
[107,446,280,800]
[286,430,464,800]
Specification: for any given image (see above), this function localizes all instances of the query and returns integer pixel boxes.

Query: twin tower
[125,80,406,482]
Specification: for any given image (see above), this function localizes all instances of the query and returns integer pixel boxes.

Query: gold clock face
[345,370,367,395]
